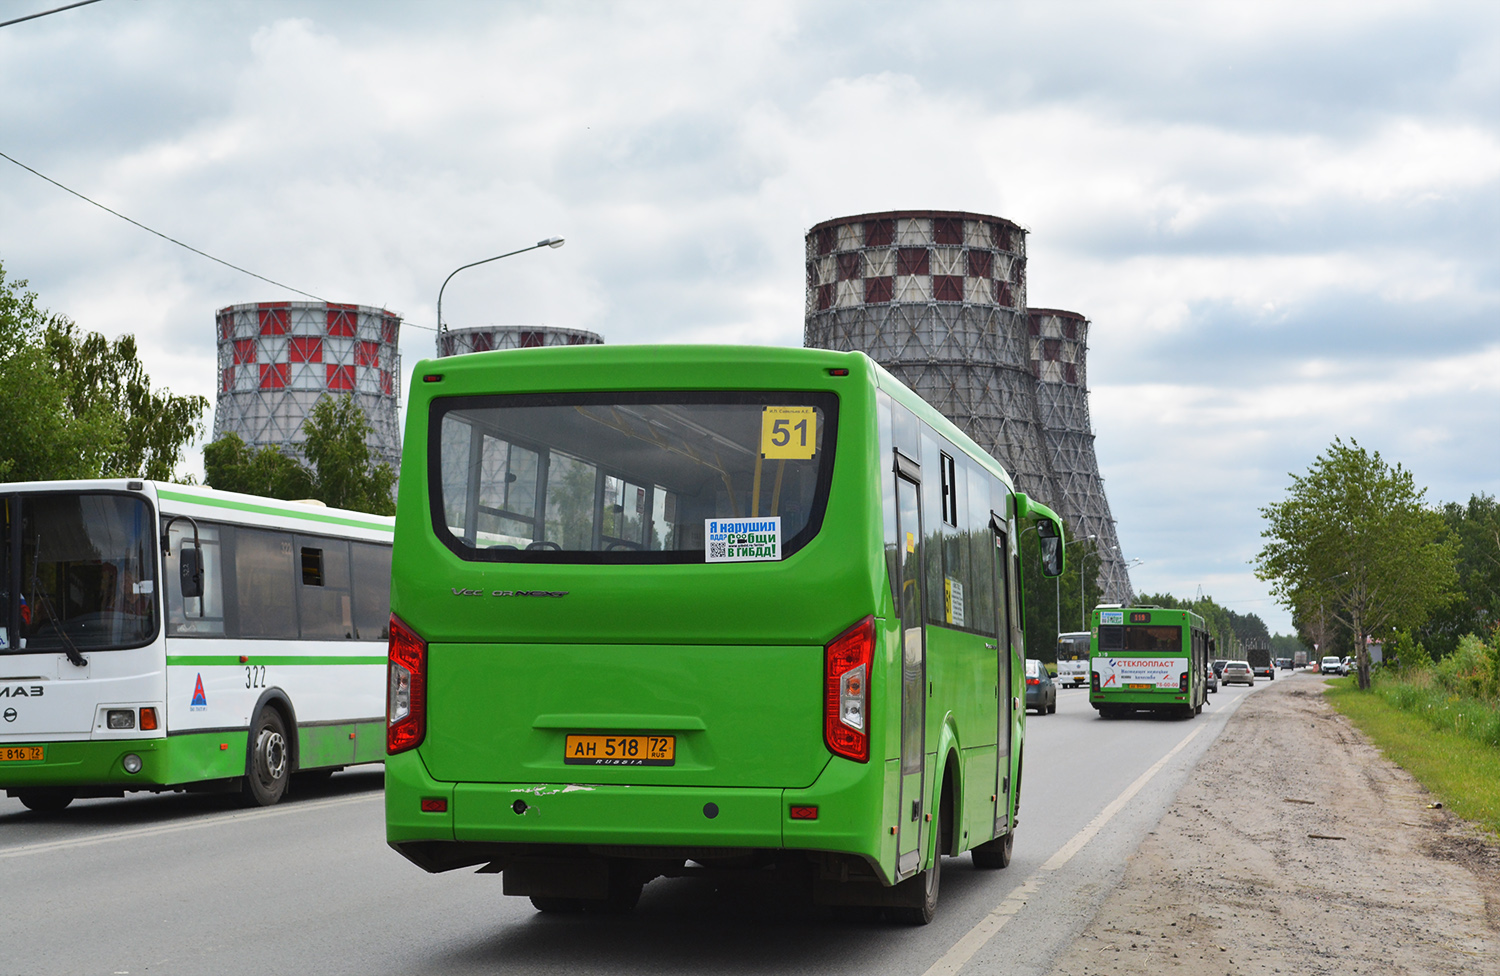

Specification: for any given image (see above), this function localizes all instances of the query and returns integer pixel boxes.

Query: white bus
[1,480,392,812]
[1055,631,1091,688]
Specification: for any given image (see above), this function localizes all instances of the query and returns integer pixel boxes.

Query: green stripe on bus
[156,488,394,533]
[166,655,386,666]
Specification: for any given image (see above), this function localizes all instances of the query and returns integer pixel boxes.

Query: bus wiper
[30,534,87,668]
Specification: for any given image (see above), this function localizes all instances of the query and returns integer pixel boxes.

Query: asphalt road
[0,674,1289,976]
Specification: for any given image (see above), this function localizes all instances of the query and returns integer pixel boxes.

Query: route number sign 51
[761,406,817,459]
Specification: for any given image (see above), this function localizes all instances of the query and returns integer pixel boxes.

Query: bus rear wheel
[17,790,74,814]
[891,853,941,925]
[971,830,1013,869]
[243,708,290,806]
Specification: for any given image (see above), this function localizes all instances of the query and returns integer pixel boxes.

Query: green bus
[1088,605,1210,719]
[384,345,1065,923]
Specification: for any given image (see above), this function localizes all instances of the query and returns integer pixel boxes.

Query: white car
[1320,655,1344,675]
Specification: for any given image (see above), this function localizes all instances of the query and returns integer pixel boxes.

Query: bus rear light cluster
[387,614,428,754]
[1090,672,1100,692]
[1178,672,1189,692]
[824,616,874,763]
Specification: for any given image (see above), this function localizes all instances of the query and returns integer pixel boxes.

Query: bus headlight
[107,709,136,730]
[122,754,143,774]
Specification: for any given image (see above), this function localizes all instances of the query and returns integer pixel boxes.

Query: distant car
[1320,655,1344,675]
[1212,659,1229,679]
[1341,657,1356,675]
[1025,659,1057,714]
[1221,661,1255,686]
[1204,667,1218,693]
[1276,658,1293,670]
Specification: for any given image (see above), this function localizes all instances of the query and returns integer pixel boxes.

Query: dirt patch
[1045,676,1500,975]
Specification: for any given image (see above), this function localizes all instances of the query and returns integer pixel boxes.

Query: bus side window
[165,522,226,637]
[965,465,996,638]
[235,529,298,639]
[877,392,900,612]
[297,536,353,640]
[350,542,393,640]
[919,428,945,624]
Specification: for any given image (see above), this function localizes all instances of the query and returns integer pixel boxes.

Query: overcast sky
[2,0,1496,635]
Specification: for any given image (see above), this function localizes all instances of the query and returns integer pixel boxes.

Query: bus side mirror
[1036,521,1063,578]
[180,547,204,599]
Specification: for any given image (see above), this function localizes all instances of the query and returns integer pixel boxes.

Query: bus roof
[0,478,394,536]
[414,343,1018,492]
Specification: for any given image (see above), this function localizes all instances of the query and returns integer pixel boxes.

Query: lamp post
[1058,534,1096,634]
[436,237,565,335]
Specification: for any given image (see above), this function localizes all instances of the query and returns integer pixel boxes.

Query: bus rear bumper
[385,749,892,883]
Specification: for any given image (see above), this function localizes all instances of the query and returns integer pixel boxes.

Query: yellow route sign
[760,406,817,459]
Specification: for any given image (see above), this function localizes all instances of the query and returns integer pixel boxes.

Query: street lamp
[1058,534,1095,633]
[436,237,565,335]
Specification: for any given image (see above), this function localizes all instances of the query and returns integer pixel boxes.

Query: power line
[0,149,327,302]
[0,0,106,30]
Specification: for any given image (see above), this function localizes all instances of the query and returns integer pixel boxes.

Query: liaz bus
[1088,605,1210,720]
[384,344,1066,924]
[1054,631,1090,688]
[1,480,393,812]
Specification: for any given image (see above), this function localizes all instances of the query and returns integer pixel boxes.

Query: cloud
[1,0,1496,636]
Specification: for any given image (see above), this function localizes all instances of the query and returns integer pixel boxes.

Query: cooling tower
[803,210,1064,516]
[436,325,603,357]
[1029,308,1133,603]
[213,301,402,472]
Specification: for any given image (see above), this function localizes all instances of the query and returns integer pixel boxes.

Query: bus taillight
[824,616,874,763]
[1179,672,1189,692]
[388,614,427,754]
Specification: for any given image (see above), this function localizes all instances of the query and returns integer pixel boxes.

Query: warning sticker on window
[706,518,782,562]
[1099,611,1124,625]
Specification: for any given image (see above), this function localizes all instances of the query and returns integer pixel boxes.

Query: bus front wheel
[244,708,290,806]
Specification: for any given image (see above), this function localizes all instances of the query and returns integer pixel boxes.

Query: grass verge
[1326,678,1500,836]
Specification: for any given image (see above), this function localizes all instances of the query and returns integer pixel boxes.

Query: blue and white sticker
[705,517,782,562]
[1100,610,1124,625]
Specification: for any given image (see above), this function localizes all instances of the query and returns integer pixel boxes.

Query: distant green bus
[384,345,1064,923]
[1088,605,1210,719]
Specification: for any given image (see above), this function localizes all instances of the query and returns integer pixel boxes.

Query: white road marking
[921,722,1208,976]
[0,792,378,860]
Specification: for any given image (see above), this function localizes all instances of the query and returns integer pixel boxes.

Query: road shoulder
[1045,675,1500,975]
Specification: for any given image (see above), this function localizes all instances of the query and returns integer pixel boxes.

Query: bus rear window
[1099,624,1182,652]
[429,392,837,563]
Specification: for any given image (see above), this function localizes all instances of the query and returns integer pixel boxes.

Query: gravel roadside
[1044,673,1500,976]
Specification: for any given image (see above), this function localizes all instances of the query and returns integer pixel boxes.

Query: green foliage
[1020,527,1101,663]
[1256,437,1459,688]
[203,433,314,500]
[1134,590,1267,660]
[301,394,396,516]
[1269,632,1309,658]
[1415,494,1500,659]
[204,394,395,516]
[0,260,206,482]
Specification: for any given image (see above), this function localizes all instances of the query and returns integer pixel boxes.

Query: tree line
[1256,438,1497,690]
[0,261,395,515]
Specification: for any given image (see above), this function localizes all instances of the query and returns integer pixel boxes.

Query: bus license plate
[1127,683,1153,690]
[0,745,43,762]
[564,734,675,766]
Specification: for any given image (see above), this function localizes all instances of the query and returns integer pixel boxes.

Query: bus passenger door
[894,466,927,878]
[991,515,1014,836]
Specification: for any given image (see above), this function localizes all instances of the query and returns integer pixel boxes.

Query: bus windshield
[430,392,837,562]
[11,492,158,653]
[1055,633,1090,661]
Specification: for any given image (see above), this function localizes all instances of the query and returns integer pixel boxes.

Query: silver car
[1221,661,1255,686]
